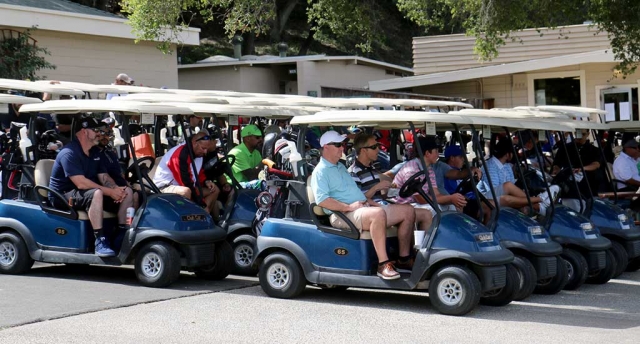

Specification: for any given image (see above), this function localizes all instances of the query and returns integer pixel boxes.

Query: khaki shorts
[160,185,188,194]
[329,204,391,232]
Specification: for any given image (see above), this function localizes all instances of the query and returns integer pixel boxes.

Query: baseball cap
[444,145,464,159]
[416,136,441,153]
[116,73,134,84]
[241,124,262,138]
[320,130,347,147]
[623,139,639,149]
[76,116,102,132]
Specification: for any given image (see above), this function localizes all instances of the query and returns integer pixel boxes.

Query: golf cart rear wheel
[259,252,306,299]
[134,241,181,288]
[534,255,568,295]
[627,256,640,272]
[194,241,233,280]
[479,263,518,307]
[231,235,258,276]
[585,249,616,284]
[609,240,629,278]
[0,232,33,274]
[512,255,537,301]
[428,265,481,316]
[561,248,588,290]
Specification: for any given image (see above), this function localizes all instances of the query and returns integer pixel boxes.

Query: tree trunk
[270,0,298,42]
[298,27,315,56]
[243,33,256,55]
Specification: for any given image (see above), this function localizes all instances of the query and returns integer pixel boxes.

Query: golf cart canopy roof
[605,121,640,131]
[112,93,230,104]
[0,79,85,96]
[449,109,576,132]
[290,110,476,129]
[92,84,171,94]
[0,94,43,105]
[157,102,326,118]
[34,80,124,94]
[18,99,194,115]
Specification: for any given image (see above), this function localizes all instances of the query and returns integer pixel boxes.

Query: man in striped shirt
[348,134,433,232]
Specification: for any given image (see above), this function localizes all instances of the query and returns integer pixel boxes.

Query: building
[369,24,639,122]
[178,54,413,97]
[0,0,199,88]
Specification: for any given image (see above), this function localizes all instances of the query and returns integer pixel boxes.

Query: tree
[0,29,56,80]
[397,0,640,76]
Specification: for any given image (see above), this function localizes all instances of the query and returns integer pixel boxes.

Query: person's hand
[108,187,127,203]
[451,193,467,208]
[347,201,365,212]
[367,199,381,207]
[205,180,217,192]
[222,184,232,192]
[375,180,392,192]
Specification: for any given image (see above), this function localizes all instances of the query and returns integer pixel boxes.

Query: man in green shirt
[227,124,264,189]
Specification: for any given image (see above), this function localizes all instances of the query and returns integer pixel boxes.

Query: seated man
[311,131,415,280]
[612,139,640,211]
[49,117,134,257]
[227,124,265,189]
[348,133,433,232]
[480,139,550,215]
[201,131,233,216]
[393,137,467,215]
[153,132,221,218]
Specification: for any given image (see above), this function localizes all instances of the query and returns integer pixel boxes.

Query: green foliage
[0,29,56,80]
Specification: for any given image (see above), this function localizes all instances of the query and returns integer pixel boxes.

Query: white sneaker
[539,191,551,207]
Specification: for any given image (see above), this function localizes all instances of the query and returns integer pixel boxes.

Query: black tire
[480,263,518,307]
[134,241,181,288]
[428,265,481,316]
[0,232,34,275]
[194,241,233,280]
[259,252,307,299]
[231,234,259,276]
[561,248,588,290]
[627,256,640,272]
[534,255,568,295]
[609,240,629,278]
[586,249,616,284]
[512,255,537,301]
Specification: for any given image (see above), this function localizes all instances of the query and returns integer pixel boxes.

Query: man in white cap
[106,73,134,100]
[310,131,415,280]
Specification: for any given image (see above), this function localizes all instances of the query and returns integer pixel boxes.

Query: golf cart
[255,110,516,316]
[0,99,232,288]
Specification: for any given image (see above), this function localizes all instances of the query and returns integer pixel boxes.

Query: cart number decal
[55,228,68,236]
[182,214,206,221]
[334,248,348,256]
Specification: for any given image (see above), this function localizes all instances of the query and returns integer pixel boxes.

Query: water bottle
[126,207,135,227]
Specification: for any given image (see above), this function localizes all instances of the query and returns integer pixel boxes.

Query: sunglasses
[327,142,345,148]
[196,135,212,142]
[363,143,382,150]
[90,128,108,135]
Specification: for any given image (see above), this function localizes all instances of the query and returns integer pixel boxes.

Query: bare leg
[385,204,416,257]
[414,208,433,231]
[117,187,134,225]
[360,207,389,262]
[88,189,104,230]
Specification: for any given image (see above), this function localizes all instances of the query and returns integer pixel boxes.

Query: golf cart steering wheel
[126,156,155,182]
[551,167,572,185]
[454,175,474,195]
[220,155,236,169]
[399,170,427,198]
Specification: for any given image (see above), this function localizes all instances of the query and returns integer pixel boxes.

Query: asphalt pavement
[1,263,639,343]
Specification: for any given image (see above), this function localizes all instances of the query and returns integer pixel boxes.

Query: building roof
[179,54,413,74]
[0,0,119,18]
[369,49,616,91]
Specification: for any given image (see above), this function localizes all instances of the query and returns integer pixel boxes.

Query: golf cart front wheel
[561,248,588,290]
[194,241,233,280]
[231,235,259,276]
[609,240,629,278]
[479,263,518,307]
[259,252,306,299]
[585,249,616,284]
[428,265,481,316]
[534,255,568,295]
[511,255,537,301]
[0,232,34,274]
[134,241,181,288]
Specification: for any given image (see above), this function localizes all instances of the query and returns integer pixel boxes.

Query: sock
[93,228,104,239]
[118,224,128,231]
[398,255,411,263]
[378,260,390,267]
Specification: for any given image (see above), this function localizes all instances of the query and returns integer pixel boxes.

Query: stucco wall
[3,28,179,88]
[178,66,241,91]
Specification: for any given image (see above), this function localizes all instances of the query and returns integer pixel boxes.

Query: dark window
[534,77,581,106]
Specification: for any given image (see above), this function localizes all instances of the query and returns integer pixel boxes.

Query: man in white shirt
[613,139,640,191]
[106,73,134,100]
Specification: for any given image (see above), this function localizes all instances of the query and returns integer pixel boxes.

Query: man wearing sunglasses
[311,131,415,280]
[49,116,134,257]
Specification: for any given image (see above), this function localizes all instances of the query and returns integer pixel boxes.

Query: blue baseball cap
[444,145,464,158]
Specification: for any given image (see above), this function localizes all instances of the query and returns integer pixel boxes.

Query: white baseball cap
[116,73,134,84]
[320,130,347,147]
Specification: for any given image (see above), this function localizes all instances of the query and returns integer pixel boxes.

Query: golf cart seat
[34,159,117,220]
[305,176,397,240]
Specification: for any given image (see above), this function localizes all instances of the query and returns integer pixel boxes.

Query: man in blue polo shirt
[310,131,415,280]
[49,116,134,257]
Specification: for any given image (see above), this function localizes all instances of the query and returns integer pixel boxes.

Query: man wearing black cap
[613,139,640,192]
[49,116,134,257]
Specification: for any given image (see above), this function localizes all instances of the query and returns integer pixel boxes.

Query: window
[534,77,581,106]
